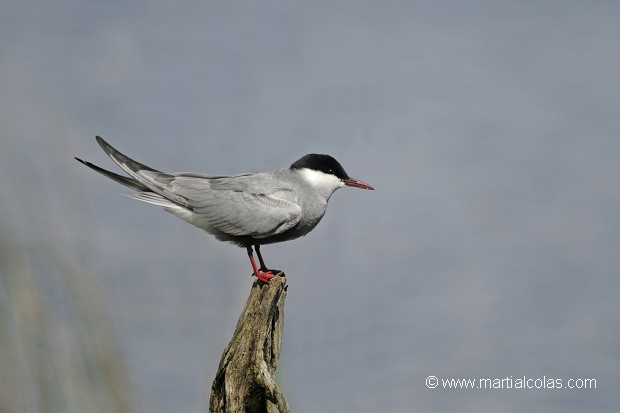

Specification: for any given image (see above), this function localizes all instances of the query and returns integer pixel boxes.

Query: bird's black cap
[290,154,350,180]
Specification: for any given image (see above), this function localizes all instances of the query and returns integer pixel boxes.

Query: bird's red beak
[343,178,374,190]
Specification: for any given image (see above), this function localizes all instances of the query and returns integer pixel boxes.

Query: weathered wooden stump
[209,275,290,413]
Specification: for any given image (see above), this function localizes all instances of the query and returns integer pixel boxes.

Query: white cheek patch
[300,168,344,190]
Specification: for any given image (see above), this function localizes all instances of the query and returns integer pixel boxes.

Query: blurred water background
[1,1,619,412]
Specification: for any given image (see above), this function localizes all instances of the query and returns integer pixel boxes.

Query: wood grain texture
[209,276,290,413]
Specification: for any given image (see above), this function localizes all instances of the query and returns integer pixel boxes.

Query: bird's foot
[252,268,284,282]
[261,266,283,275]
[255,270,276,283]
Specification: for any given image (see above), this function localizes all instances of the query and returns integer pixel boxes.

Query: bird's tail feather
[93,136,189,208]
[74,157,149,192]
[125,192,176,208]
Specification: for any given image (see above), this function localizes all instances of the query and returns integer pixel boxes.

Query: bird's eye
[327,168,334,174]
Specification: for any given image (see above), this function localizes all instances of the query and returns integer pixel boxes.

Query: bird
[75,136,374,282]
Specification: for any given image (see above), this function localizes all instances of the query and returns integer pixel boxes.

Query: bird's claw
[255,271,276,283]
[252,268,285,282]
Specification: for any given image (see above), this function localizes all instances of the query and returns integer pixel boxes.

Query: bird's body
[137,169,331,248]
[76,136,373,281]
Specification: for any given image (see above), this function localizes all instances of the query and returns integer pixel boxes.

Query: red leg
[255,245,283,276]
[255,245,269,271]
[246,246,275,283]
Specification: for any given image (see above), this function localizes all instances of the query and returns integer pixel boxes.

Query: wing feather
[87,137,302,239]
[168,173,302,238]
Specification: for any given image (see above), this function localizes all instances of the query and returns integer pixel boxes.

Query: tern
[76,137,374,282]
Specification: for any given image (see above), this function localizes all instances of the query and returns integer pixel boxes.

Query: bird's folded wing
[92,137,302,237]
[166,175,302,238]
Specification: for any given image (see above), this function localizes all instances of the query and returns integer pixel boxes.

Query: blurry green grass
[0,229,134,413]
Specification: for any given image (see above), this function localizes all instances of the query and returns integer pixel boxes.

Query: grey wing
[92,136,301,237]
[93,136,191,207]
[168,175,302,238]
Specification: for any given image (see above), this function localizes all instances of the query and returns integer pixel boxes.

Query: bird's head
[290,154,374,197]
